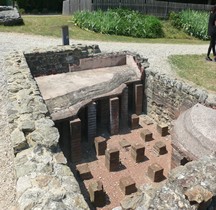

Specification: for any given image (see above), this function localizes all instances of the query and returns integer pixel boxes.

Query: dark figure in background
[206,5,216,61]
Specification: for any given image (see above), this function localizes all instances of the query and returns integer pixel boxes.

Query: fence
[62,0,212,18]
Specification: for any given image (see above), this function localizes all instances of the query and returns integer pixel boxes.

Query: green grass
[0,15,207,44]
[169,54,216,92]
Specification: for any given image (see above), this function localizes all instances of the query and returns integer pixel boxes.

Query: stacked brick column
[87,102,97,143]
[109,97,119,135]
[70,118,82,163]
[120,87,128,128]
[89,180,106,207]
[105,148,120,171]
[98,99,110,132]
[134,84,143,115]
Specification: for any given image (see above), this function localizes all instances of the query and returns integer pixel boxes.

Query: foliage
[16,0,63,13]
[0,0,6,5]
[169,10,209,40]
[73,8,164,38]
[19,8,25,14]
[0,15,204,44]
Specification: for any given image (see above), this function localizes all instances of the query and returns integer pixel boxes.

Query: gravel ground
[0,32,209,76]
[0,32,209,210]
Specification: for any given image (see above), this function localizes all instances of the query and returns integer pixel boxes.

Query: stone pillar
[131,143,145,163]
[87,102,97,143]
[109,97,119,135]
[76,163,92,180]
[130,114,139,129]
[119,176,137,195]
[98,99,109,132]
[61,121,70,160]
[121,86,128,128]
[147,163,164,182]
[157,123,169,136]
[70,118,82,163]
[61,25,69,45]
[153,141,167,156]
[94,136,107,156]
[105,148,120,171]
[89,180,106,207]
[140,129,153,142]
[134,84,143,115]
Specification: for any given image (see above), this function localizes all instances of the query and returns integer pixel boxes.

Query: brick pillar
[98,98,109,132]
[109,97,119,135]
[105,148,120,171]
[70,118,82,163]
[89,180,106,207]
[134,84,143,115]
[121,86,128,128]
[87,102,97,143]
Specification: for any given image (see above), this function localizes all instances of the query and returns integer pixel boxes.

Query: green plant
[19,8,25,15]
[73,9,164,39]
[169,10,209,40]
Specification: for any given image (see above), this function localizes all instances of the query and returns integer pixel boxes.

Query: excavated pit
[25,48,173,209]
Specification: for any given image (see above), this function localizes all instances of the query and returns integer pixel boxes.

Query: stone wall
[144,69,216,127]
[3,49,90,209]
[24,44,101,77]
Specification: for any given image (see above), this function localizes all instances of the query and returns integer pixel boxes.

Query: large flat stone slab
[35,55,142,121]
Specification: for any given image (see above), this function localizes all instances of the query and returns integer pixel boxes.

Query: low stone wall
[144,69,216,127]
[24,45,101,77]
[3,49,90,209]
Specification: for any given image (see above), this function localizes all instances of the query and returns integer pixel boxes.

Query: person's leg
[206,36,215,61]
[212,35,216,57]
[207,43,211,58]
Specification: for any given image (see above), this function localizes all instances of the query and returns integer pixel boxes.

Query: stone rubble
[0,6,23,26]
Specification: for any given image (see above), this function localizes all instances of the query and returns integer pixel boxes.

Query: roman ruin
[2,44,216,209]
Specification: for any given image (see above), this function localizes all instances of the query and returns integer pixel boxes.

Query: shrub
[169,10,209,40]
[19,8,25,14]
[73,9,164,38]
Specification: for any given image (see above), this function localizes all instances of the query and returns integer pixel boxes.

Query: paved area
[0,32,209,210]
[76,118,172,210]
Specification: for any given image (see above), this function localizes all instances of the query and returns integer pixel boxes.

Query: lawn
[169,54,216,92]
[0,15,207,44]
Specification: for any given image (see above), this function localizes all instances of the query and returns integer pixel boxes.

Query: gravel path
[0,32,209,76]
[0,32,209,209]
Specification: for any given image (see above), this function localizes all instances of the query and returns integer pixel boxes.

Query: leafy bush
[19,8,25,14]
[73,9,164,38]
[169,10,209,40]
